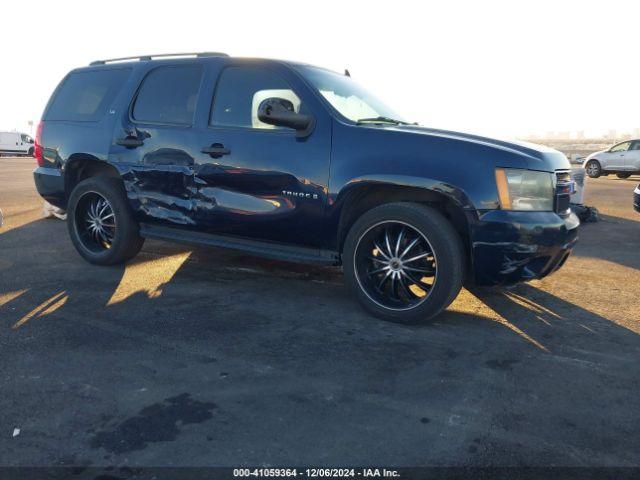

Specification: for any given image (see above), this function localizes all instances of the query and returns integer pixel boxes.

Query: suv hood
[385,125,571,172]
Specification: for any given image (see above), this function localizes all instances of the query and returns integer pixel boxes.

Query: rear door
[110,62,208,227]
[0,132,19,153]
[626,141,640,171]
[0,133,8,151]
[192,61,332,247]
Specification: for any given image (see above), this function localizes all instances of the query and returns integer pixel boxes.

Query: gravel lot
[1,156,639,468]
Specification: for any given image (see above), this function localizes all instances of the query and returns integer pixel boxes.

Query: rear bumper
[468,210,580,286]
[33,167,66,208]
[634,185,640,213]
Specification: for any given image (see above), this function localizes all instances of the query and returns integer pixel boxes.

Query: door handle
[116,137,144,148]
[201,143,230,157]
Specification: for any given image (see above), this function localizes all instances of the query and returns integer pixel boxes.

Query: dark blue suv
[33,52,579,322]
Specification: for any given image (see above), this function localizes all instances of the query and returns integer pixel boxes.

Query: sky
[1,0,639,139]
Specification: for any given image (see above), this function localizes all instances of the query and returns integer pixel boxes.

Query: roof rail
[89,52,229,66]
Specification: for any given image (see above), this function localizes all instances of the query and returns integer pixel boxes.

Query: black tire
[343,202,465,323]
[28,147,34,157]
[586,160,601,178]
[616,172,632,179]
[67,176,144,265]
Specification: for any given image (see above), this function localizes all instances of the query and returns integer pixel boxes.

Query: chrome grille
[555,170,572,215]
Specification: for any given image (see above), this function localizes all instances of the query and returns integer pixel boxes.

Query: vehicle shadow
[1,216,638,362]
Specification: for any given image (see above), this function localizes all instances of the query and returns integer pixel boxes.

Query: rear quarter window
[45,68,131,122]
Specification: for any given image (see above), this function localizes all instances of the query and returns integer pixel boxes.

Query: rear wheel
[586,160,601,178]
[616,172,632,179]
[67,176,144,265]
[343,203,465,323]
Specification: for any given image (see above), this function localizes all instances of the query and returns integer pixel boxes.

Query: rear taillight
[34,121,44,166]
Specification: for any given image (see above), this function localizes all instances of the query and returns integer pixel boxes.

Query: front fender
[334,174,475,209]
[324,175,477,251]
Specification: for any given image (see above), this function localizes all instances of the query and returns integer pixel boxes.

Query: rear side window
[45,68,131,122]
[132,65,202,125]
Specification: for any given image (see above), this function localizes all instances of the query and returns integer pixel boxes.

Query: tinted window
[133,65,202,125]
[210,66,301,129]
[631,141,640,151]
[46,68,131,122]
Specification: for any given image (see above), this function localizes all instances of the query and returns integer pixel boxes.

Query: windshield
[296,65,408,124]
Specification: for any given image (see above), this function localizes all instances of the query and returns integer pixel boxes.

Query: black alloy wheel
[67,176,144,265]
[75,191,117,252]
[343,203,465,323]
[354,220,437,311]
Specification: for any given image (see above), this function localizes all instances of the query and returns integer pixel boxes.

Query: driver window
[211,66,302,130]
[610,141,631,152]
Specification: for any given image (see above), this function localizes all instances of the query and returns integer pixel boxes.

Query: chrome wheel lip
[353,220,438,312]
[73,191,116,254]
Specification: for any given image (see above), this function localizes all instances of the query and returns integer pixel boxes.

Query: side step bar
[139,224,341,266]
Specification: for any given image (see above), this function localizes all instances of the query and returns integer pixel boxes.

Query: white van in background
[0,131,34,156]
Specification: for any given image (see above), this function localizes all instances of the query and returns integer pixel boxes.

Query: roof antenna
[344,69,351,77]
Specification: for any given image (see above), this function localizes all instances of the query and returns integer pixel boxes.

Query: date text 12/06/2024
[233,468,400,478]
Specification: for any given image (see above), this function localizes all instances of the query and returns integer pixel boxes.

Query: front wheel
[343,203,465,323]
[67,176,144,265]
[616,172,632,179]
[586,160,601,178]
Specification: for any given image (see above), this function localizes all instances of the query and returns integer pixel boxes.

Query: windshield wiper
[356,116,412,125]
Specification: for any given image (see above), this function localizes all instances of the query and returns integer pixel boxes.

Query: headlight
[495,168,554,211]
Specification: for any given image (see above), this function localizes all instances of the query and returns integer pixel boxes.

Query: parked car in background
[33,52,579,322]
[634,184,640,213]
[584,139,640,178]
[0,131,35,157]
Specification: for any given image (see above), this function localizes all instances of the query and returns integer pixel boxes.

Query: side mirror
[257,97,315,138]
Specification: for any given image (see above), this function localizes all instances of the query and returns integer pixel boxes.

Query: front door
[606,141,631,170]
[193,64,331,248]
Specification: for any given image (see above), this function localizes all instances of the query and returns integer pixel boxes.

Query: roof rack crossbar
[90,52,228,66]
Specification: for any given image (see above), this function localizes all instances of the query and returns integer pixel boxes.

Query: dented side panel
[108,58,333,248]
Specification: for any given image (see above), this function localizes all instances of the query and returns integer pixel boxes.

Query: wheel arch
[333,177,473,256]
[64,154,122,200]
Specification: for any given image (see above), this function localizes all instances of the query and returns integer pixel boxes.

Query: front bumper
[468,210,580,286]
[634,185,640,213]
[33,167,65,209]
